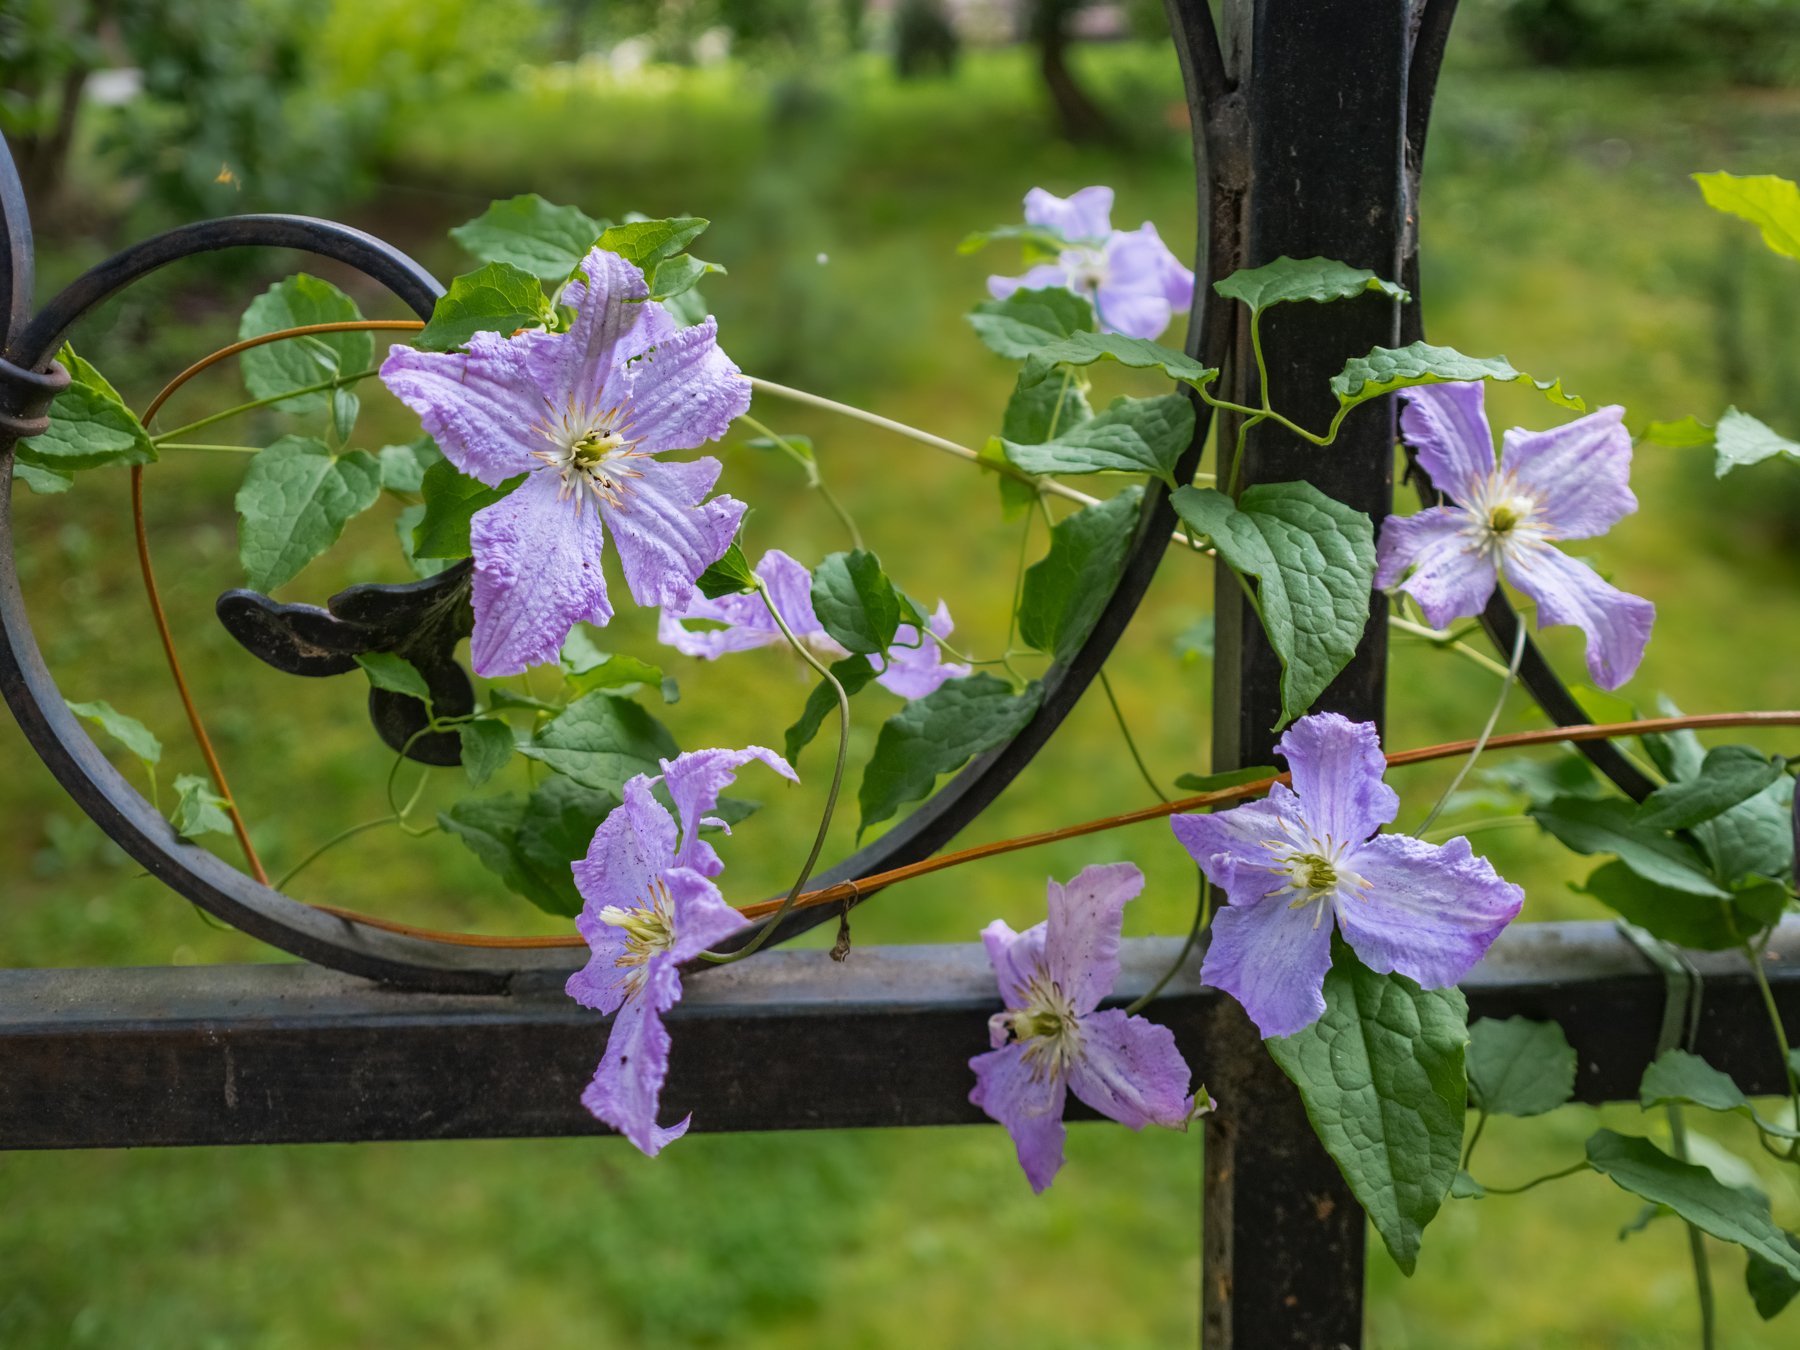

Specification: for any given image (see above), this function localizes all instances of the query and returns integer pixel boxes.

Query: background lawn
[3,6,1799,1346]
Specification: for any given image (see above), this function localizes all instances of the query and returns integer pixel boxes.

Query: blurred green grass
[4,35,1800,1348]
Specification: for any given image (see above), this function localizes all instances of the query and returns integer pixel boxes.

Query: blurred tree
[1493,0,1800,87]
[1030,0,1116,143]
[893,0,959,80]
[0,0,109,207]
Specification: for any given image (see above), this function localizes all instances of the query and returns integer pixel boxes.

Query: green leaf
[647,253,725,303]
[1715,408,1800,478]
[1213,256,1409,313]
[449,194,607,280]
[415,263,553,352]
[1171,482,1376,730]
[1451,1172,1487,1200]
[695,539,757,599]
[1529,796,1728,898]
[235,436,382,590]
[977,437,1040,520]
[560,638,667,698]
[13,459,72,494]
[237,274,372,413]
[395,505,452,579]
[458,719,515,788]
[65,698,162,766]
[957,223,1073,259]
[23,344,157,471]
[354,651,432,702]
[1576,860,1744,950]
[515,777,620,914]
[858,674,1042,836]
[1640,1049,1800,1140]
[1640,415,1714,451]
[376,438,441,494]
[784,656,878,767]
[1003,394,1193,488]
[1019,331,1217,390]
[1696,777,1794,886]
[812,550,902,655]
[967,287,1096,359]
[596,216,709,286]
[1172,764,1278,794]
[1747,1233,1800,1320]
[1694,172,1800,262]
[1638,746,1785,831]
[1266,946,1469,1276]
[1331,342,1585,420]
[1466,1016,1576,1117]
[1172,614,1214,666]
[1587,1129,1800,1280]
[1001,368,1094,446]
[439,793,581,917]
[1017,487,1142,664]
[412,459,524,560]
[169,774,234,840]
[518,692,679,795]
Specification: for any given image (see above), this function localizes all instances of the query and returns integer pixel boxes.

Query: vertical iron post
[1203,2,1413,1345]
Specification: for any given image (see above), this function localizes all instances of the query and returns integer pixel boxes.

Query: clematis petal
[468,469,611,677]
[1171,791,1300,904]
[981,917,1047,1013]
[1044,862,1141,1016]
[1400,383,1498,506]
[566,906,635,1015]
[664,865,755,964]
[1503,540,1655,690]
[1375,506,1499,629]
[758,549,827,639]
[1024,185,1114,240]
[969,1041,1069,1194]
[571,774,677,919]
[1499,405,1636,540]
[1200,894,1336,1039]
[1275,712,1400,845]
[538,249,653,409]
[1095,224,1191,339]
[656,589,778,659]
[872,602,970,700]
[620,316,752,456]
[603,455,745,614]
[1336,834,1523,990]
[987,262,1072,303]
[580,954,689,1156]
[379,331,553,487]
[1067,1007,1193,1130]
[660,744,798,875]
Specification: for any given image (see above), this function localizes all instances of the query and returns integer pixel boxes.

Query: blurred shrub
[1491,0,1800,86]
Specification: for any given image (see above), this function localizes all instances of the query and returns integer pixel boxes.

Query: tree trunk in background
[1031,1,1117,144]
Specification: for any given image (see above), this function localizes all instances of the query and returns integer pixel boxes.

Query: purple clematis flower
[381,248,751,677]
[657,548,970,699]
[970,862,1195,1193]
[1172,713,1524,1040]
[1376,382,1654,690]
[566,745,796,1155]
[988,186,1195,341]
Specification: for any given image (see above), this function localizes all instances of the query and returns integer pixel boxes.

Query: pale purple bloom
[381,248,750,677]
[987,186,1195,340]
[1172,713,1523,1040]
[1377,382,1654,690]
[657,548,970,699]
[970,863,1195,1193]
[566,745,797,1155]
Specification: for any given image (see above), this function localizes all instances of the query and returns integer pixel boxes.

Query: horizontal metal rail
[2,919,1796,1150]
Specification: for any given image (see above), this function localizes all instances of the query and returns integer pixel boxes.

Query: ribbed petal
[570,773,676,919]
[579,954,688,1156]
[620,316,751,456]
[981,917,1047,1015]
[1095,224,1189,339]
[657,590,779,659]
[1200,893,1336,1039]
[1499,404,1636,540]
[379,333,550,487]
[1044,862,1140,1016]
[468,470,612,676]
[1276,712,1399,846]
[566,906,635,1015]
[987,262,1071,303]
[969,1042,1069,1194]
[1336,834,1523,990]
[664,865,755,964]
[537,248,652,412]
[1400,383,1498,506]
[873,602,969,700]
[602,455,745,613]
[760,548,825,636]
[1375,506,1499,629]
[1024,185,1114,240]
[661,745,797,875]
[1067,1008,1192,1130]
[1171,792,1301,905]
[1503,540,1655,690]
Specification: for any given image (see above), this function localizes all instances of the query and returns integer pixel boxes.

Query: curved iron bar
[1393,0,1657,802]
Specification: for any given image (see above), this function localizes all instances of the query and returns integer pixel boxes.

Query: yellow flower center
[1001,972,1084,1083]
[598,878,677,990]
[533,394,650,511]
